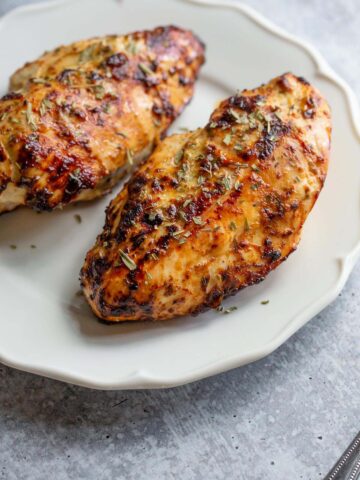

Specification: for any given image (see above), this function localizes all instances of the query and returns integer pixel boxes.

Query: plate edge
[0,0,359,390]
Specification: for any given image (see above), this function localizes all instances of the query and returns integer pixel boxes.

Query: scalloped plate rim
[0,0,359,390]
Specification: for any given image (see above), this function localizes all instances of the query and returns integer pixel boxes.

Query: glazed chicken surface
[0,26,205,213]
[81,73,331,322]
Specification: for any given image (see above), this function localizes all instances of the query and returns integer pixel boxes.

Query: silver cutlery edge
[324,431,360,480]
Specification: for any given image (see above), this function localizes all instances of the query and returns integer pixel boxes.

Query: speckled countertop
[0,1,359,479]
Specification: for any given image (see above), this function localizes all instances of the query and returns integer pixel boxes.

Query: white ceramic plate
[0,0,359,390]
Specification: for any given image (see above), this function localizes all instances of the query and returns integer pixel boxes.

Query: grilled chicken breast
[0,26,205,213]
[81,73,331,322]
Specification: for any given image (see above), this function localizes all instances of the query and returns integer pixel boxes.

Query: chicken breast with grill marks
[0,26,205,213]
[81,73,331,322]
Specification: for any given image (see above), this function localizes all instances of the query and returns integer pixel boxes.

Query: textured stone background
[0,1,359,479]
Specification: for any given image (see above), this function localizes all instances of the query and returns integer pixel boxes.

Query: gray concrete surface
[0,1,359,479]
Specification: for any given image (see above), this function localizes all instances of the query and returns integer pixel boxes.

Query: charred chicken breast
[81,73,331,322]
[0,26,205,213]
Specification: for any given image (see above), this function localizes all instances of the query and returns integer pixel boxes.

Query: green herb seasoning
[229,108,248,125]
[173,149,184,166]
[234,181,242,191]
[248,112,257,129]
[179,211,188,222]
[192,216,204,226]
[26,102,37,131]
[244,217,250,232]
[94,85,105,100]
[217,305,237,314]
[79,44,97,63]
[139,63,154,76]
[126,149,133,166]
[223,133,232,146]
[228,108,241,122]
[69,169,81,182]
[126,39,138,55]
[256,111,264,121]
[261,300,270,305]
[177,163,188,182]
[39,98,52,117]
[119,249,137,271]
[115,131,127,138]
[172,229,184,238]
[229,221,237,231]
[221,175,232,191]
[197,175,205,186]
[31,77,48,85]
[103,102,111,114]
[224,306,237,314]
[74,214,82,224]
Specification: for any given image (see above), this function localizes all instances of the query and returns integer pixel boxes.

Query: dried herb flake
[26,102,37,130]
[39,98,52,117]
[139,63,154,76]
[229,221,237,231]
[126,149,133,166]
[223,133,232,146]
[173,149,184,166]
[119,249,137,270]
[193,216,204,225]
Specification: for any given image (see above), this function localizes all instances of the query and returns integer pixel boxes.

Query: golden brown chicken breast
[0,26,205,213]
[81,73,331,322]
